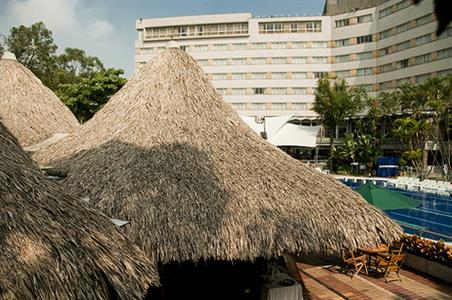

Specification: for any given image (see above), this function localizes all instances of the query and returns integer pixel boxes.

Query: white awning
[268,124,321,148]
[264,115,292,139]
[239,115,264,135]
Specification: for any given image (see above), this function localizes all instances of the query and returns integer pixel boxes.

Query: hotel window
[252,42,266,49]
[357,14,372,23]
[232,43,247,50]
[251,57,266,65]
[312,56,328,64]
[335,70,350,78]
[416,14,432,27]
[232,73,247,80]
[232,88,246,95]
[396,78,411,85]
[336,38,350,47]
[197,59,208,66]
[359,84,372,92]
[416,34,432,46]
[272,72,287,79]
[306,21,321,32]
[438,48,452,59]
[438,69,452,76]
[231,58,246,65]
[292,56,307,64]
[396,22,410,34]
[272,57,287,64]
[379,63,394,73]
[415,53,432,65]
[314,72,327,78]
[192,45,208,52]
[293,87,307,95]
[217,88,227,95]
[212,58,227,65]
[253,88,266,94]
[272,42,287,49]
[231,103,247,110]
[290,23,299,32]
[379,47,389,56]
[380,80,394,90]
[357,51,372,60]
[292,41,308,48]
[262,23,283,33]
[335,18,350,28]
[396,59,409,69]
[396,0,410,10]
[381,28,394,39]
[357,34,373,44]
[195,25,204,36]
[439,27,452,39]
[292,72,307,79]
[335,55,349,63]
[250,103,266,110]
[379,7,392,19]
[271,88,287,95]
[416,73,430,82]
[397,41,410,51]
[292,103,307,110]
[212,73,227,80]
[272,103,287,110]
[212,44,228,51]
[178,26,188,36]
[356,68,373,76]
[252,73,266,79]
[312,41,328,48]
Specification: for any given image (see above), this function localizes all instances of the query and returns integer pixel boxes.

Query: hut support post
[282,252,302,283]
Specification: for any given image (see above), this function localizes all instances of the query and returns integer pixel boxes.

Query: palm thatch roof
[0,53,79,147]
[35,48,402,263]
[0,122,158,299]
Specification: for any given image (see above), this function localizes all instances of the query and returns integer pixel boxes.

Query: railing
[398,221,452,242]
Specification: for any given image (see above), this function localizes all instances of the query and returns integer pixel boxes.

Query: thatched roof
[0,122,158,299]
[35,48,402,263]
[0,54,79,147]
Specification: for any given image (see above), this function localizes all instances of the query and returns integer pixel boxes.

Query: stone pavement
[296,256,452,300]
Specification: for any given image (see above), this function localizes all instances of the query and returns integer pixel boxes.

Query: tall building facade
[135,0,452,119]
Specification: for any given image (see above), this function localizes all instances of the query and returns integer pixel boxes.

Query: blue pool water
[341,180,452,242]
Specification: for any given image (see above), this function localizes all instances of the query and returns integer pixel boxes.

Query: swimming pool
[341,179,452,242]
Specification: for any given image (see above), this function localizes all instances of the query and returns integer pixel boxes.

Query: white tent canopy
[240,115,320,148]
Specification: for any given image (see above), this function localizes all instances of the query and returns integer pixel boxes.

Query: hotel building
[135,0,452,121]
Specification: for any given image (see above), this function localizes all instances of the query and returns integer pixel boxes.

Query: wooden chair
[341,251,368,279]
[375,253,406,283]
[389,242,404,255]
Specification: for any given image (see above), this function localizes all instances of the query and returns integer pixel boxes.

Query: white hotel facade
[135,0,452,120]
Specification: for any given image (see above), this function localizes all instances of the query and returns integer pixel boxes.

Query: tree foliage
[5,22,127,122]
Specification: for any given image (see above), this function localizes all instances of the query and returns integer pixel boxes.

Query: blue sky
[0,0,324,77]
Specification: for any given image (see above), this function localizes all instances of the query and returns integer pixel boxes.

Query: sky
[0,0,324,78]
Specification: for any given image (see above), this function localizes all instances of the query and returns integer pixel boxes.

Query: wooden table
[358,244,389,270]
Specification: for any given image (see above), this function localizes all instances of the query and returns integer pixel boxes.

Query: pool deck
[296,256,452,300]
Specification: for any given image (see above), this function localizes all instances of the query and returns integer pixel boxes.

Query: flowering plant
[401,234,452,267]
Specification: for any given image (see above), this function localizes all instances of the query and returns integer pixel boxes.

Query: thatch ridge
[0,122,158,299]
[0,58,79,147]
[35,49,402,263]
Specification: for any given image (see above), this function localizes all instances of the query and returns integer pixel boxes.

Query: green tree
[6,22,58,88]
[314,76,366,170]
[57,68,127,123]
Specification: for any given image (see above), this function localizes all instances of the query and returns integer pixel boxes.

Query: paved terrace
[296,256,452,300]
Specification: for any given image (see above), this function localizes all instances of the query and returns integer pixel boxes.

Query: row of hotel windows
[379,13,433,40]
[378,27,451,57]
[197,56,329,65]
[379,0,414,19]
[144,22,249,40]
[380,68,452,90]
[335,14,373,28]
[217,87,313,95]
[378,47,452,74]
[209,71,370,81]
[230,102,312,111]
[335,34,373,46]
[258,21,322,34]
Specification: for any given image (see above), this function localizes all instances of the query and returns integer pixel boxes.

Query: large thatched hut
[0,52,79,147]
[36,48,402,262]
[0,122,158,299]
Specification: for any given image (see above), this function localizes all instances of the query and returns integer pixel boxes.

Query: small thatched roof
[35,48,402,263]
[0,53,79,147]
[0,122,158,299]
